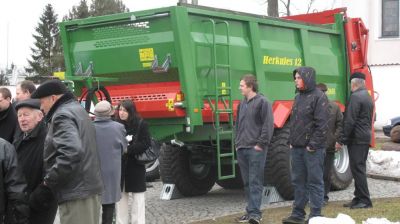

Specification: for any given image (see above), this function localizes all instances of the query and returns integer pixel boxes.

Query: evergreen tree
[90,0,129,16]
[65,0,90,20]
[26,4,64,76]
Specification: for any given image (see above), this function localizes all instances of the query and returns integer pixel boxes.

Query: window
[382,0,399,37]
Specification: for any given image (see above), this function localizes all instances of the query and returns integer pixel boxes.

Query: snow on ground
[367,150,400,178]
[309,214,400,224]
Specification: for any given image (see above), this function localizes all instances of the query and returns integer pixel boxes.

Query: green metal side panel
[59,5,347,141]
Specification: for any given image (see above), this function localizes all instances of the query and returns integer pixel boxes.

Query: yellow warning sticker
[142,62,152,68]
[166,99,175,111]
[139,48,154,62]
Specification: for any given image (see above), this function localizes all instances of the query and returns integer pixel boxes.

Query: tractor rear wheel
[159,144,216,196]
[264,125,294,200]
[330,146,353,190]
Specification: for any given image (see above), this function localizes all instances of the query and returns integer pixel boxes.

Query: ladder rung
[219,175,235,180]
[219,130,233,135]
[216,109,233,114]
[217,87,231,90]
[220,153,234,158]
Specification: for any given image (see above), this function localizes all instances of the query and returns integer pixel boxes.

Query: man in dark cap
[0,87,17,143]
[13,99,57,224]
[30,79,103,224]
[316,83,343,205]
[341,72,374,209]
[283,67,329,224]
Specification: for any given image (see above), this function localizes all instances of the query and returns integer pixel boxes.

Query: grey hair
[351,78,365,88]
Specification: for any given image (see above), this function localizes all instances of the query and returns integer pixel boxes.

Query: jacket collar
[0,103,12,121]
[45,91,76,122]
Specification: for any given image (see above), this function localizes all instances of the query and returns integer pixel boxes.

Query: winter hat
[94,100,114,117]
[31,79,68,99]
[15,99,41,111]
[349,72,365,82]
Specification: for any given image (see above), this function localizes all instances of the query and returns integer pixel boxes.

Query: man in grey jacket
[235,74,274,224]
[31,79,103,224]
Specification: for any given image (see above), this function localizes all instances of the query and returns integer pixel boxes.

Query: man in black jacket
[341,72,373,209]
[0,138,29,224]
[283,67,329,224]
[31,79,103,224]
[13,99,57,224]
[235,74,274,224]
[0,88,17,143]
[316,83,343,205]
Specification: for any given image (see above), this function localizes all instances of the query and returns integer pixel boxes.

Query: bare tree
[267,0,279,17]
[306,0,316,13]
[279,0,291,16]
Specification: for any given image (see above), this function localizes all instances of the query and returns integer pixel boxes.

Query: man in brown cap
[31,79,103,224]
[340,72,374,209]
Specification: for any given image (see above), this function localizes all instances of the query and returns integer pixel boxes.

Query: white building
[340,0,400,128]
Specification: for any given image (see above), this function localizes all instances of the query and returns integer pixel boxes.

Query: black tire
[159,144,216,196]
[216,165,243,189]
[145,159,160,182]
[330,146,353,190]
[265,125,294,200]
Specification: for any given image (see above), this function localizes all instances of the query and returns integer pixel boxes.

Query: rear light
[176,91,184,102]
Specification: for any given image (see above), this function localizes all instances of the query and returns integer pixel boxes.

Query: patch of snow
[367,150,400,178]
[362,218,400,224]
[309,213,355,224]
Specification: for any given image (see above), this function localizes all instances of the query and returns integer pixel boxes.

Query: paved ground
[51,177,399,224]
[145,178,400,224]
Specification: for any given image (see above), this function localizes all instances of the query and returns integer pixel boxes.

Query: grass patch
[191,198,400,224]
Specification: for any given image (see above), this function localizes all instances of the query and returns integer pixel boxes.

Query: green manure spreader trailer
[59,4,375,199]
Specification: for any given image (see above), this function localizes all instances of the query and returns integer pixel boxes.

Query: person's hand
[29,183,55,212]
[306,146,316,153]
[254,145,263,151]
[335,142,342,151]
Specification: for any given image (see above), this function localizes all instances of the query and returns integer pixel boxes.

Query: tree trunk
[267,0,279,17]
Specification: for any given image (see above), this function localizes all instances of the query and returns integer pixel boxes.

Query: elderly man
[341,72,374,209]
[0,87,17,143]
[30,79,103,224]
[13,99,57,224]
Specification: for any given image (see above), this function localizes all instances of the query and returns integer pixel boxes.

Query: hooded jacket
[235,94,274,150]
[289,67,329,150]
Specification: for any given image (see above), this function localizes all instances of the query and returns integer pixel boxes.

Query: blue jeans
[290,147,325,219]
[237,147,267,219]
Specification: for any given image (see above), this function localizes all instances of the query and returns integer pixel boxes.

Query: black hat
[349,72,366,82]
[31,79,68,99]
[15,99,41,111]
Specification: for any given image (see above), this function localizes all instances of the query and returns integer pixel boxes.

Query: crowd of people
[0,79,149,224]
[0,66,374,224]
[235,68,374,224]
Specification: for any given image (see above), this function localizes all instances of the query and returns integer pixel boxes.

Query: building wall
[343,0,400,128]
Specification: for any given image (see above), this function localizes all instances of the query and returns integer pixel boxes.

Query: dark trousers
[323,151,335,201]
[348,143,372,205]
[291,147,325,219]
[30,200,58,224]
[237,147,267,219]
[102,203,115,224]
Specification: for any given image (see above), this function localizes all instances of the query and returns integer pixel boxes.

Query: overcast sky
[0,0,338,69]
